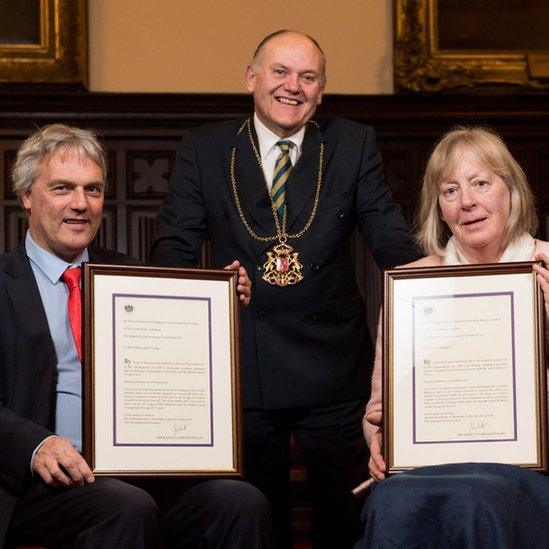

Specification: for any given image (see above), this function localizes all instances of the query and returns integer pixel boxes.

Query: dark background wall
[2,91,549,331]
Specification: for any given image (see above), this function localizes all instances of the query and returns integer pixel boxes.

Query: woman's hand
[533,252,549,323]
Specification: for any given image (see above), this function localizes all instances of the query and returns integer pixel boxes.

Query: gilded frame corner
[394,0,549,93]
[0,0,88,86]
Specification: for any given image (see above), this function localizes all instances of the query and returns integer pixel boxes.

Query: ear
[21,189,32,212]
[245,65,256,93]
[317,86,325,106]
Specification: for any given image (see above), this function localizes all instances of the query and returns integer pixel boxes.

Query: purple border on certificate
[411,291,517,445]
[111,293,214,448]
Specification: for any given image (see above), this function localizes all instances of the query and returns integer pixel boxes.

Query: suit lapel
[231,120,277,235]
[88,245,118,264]
[88,246,107,263]
[3,243,56,379]
[285,122,334,231]
[228,119,336,259]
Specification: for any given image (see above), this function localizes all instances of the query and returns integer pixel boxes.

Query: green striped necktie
[271,140,293,217]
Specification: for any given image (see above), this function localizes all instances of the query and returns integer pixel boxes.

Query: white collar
[253,113,305,161]
[443,233,536,265]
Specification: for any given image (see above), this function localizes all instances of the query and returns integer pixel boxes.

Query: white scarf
[443,233,536,265]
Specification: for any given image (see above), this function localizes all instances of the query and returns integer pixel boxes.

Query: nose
[284,73,300,94]
[70,188,88,211]
[460,186,476,209]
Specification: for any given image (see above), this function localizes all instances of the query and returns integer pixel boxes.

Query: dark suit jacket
[150,118,419,410]
[0,242,139,546]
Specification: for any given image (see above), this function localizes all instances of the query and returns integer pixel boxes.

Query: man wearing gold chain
[150,30,418,548]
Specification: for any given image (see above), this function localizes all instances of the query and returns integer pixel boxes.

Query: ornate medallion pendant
[262,243,303,287]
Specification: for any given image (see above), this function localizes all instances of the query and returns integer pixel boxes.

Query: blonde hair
[416,126,537,256]
[11,124,107,198]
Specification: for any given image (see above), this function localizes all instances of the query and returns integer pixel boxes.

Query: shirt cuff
[30,435,59,475]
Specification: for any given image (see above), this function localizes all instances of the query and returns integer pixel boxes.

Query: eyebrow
[441,170,491,184]
[270,63,289,71]
[270,63,319,75]
[48,179,105,187]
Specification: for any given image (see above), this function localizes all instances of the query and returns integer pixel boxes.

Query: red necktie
[61,267,82,362]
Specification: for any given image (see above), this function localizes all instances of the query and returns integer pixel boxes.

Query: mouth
[63,219,89,226]
[276,96,301,106]
[460,217,487,227]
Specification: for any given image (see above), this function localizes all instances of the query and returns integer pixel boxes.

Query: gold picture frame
[0,0,87,86]
[394,0,549,92]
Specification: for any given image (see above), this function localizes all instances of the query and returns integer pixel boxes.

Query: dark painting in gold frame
[394,0,549,92]
[0,0,87,86]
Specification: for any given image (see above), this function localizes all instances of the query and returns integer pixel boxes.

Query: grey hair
[251,29,327,84]
[11,124,107,198]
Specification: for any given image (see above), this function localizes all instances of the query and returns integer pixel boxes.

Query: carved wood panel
[1,92,549,329]
[126,150,174,198]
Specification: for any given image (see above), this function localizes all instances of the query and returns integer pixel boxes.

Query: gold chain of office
[229,118,325,286]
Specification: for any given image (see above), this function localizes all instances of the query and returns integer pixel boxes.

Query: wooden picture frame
[82,263,243,477]
[0,0,87,86]
[383,261,547,473]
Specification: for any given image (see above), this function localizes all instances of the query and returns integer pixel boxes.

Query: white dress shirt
[253,113,305,189]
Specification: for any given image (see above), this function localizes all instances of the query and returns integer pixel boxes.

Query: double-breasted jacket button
[310,263,320,273]
[336,209,345,219]
[257,311,267,321]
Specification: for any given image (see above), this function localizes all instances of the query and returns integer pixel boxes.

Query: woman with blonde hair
[359,127,549,548]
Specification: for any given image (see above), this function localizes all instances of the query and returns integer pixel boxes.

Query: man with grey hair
[151,30,419,547]
[0,124,272,548]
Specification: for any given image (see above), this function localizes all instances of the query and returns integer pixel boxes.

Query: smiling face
[438,146,511,263]
[21,149,105,262]
[245,32,325,137]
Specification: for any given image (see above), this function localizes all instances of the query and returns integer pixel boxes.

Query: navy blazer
[0,242,138,545]
[151,118,419,410]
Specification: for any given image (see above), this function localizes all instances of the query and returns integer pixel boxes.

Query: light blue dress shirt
[25,232,88,451]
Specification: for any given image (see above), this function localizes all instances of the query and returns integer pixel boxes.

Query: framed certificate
[383,261,547,473]
[82,264,242,477]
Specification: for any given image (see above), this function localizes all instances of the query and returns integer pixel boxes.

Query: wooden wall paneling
[379,144,416,226]
[1,140,24,252]
[3,148,17,199]
[104,150,117,199]
[4,205,26,251]
[93,136,178,258]
[536,151,549,240]
[94,204,117,250]
[126,150,174,199]
[127,205,160,262]
[351,231,383,339]
[2,91,549,322]
[123,146,176,261]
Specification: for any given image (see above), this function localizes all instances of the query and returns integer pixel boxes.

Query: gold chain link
[230,118,324,243]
